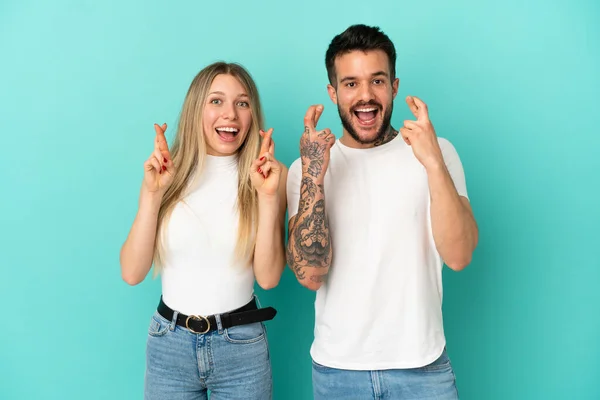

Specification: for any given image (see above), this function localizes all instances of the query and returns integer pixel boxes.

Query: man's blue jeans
[312,348,459,399]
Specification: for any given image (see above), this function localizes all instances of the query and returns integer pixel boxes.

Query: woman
[119,61,287,399]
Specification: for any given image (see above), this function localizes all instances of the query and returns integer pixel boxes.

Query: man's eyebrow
[339,71,389,83]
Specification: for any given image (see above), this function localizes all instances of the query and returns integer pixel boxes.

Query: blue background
[2,0,599,398]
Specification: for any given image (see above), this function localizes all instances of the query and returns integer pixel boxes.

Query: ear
[327,84,338,105]
[392,78,400,100]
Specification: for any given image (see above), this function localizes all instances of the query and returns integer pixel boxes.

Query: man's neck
[373,126,398,147]
[340,126,398,149]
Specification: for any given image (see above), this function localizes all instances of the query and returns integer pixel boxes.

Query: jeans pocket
[148,312,171,337]
[224,322,265,344]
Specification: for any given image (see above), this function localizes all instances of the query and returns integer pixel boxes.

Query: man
[286,24,478,399]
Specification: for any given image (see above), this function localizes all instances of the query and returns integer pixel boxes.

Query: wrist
[257,194,280,222]
[424,156,446,173]
[301,169,325,185]
[258,192,280,207]
[424,161,449,180]
[139,189,164,210]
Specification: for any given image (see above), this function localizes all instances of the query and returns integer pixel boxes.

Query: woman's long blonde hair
[153,62,263,274]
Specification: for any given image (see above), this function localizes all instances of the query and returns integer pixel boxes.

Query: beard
[338,99,393,145]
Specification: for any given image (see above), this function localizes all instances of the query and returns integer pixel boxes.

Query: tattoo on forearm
[293,199,330,265]
[300,131,331,178]
[286,240,307,280]
[286,176,332,282]
[307,160,323,178]
[288,126,334,283]
[297,177,317,214]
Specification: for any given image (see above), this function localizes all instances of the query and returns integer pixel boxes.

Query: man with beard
[286,24,479,399]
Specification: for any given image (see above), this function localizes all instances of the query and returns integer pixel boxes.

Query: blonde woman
[120,62,287,400]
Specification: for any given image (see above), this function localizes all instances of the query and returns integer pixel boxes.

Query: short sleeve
[286,158,303,221]
[438,138,469,200]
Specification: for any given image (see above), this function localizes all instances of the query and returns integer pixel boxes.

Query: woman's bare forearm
[120,189,163,285]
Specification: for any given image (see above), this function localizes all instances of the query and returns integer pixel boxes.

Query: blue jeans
[144,309,272,399]
[312,348,459,399]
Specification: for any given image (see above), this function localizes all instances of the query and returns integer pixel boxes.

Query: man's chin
[352,124,382,144]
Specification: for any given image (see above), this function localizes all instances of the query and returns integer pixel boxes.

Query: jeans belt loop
[170,311,178,332]
[215,313,224,334]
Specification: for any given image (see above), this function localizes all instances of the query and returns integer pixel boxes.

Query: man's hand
[300,105,336,180]
[400,96,445,170]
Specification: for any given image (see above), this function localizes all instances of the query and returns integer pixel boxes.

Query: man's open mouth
[353,107,379,125]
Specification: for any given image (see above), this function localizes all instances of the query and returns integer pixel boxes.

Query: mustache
[352,100,382,110]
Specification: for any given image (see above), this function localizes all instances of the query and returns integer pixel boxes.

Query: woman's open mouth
[215,126,239,142]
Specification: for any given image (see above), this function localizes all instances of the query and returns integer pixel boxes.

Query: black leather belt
[157,296,277,334]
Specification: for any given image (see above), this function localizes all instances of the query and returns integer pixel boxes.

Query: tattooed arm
[286,105,336,291]
[287,179,330,289]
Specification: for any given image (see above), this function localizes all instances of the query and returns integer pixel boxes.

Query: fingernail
[258,167,262,174]
[162,165,167,171]
[159,169,162,174]
[163,157,167,163]
[260,156,265,161]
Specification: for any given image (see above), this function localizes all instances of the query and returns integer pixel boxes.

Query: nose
[222,102,238,120]
[358,83,375,103]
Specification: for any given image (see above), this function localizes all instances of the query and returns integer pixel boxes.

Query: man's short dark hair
[325,24,397,87]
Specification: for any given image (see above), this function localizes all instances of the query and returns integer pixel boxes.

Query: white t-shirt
[160,154,255,317]
[286,134,469,370]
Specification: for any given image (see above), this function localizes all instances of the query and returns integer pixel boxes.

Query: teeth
[216,127,239,133]
[355,107,377,112]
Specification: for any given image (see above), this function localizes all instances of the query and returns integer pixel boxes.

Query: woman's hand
[251,128,281,197]
[143,123,175,196]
